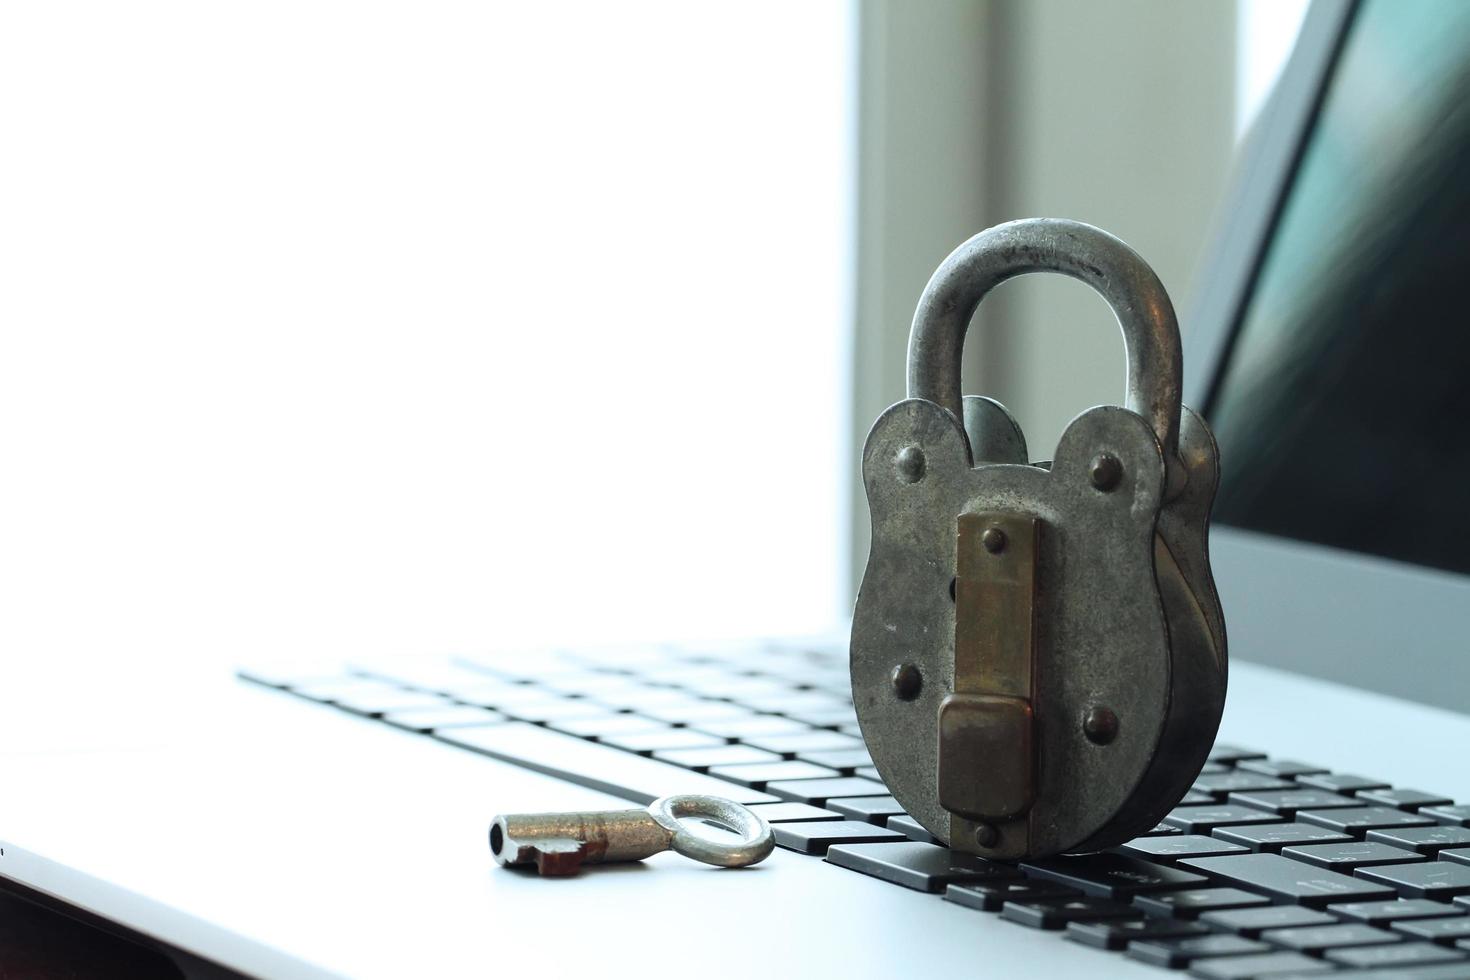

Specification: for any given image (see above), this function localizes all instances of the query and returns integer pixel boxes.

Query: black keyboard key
[1228,789,1359,816]
[1145,821,1185,836]
[652,745,782,770]
[599,729,726,753]
[1128,934,1271,968]
[639,701,756,726]
[1187,951,1332,978]
[738,730,862,755]
[825,841,1021,892]
[945,879,1081,912]
[692,716,813,740]
[1236,759,1328,778]
[763,776,885,804]
[1208,744,1267,764]
[1328,899,1468,925]
[1281,841,1428,873]
[1194,773,1296,796]
[797,748,873,771]
[1298,806,1436,833]
[783,706,859,729]
[708,761,840,787]
[1001,896,1141,930]
[604,690,716,714]
[1460,895,1470,910]
[1201,906,1337,937]
[1446,849,1470,867]
[1367,827,1470,856]
[379,704,506,731]
[1200,762,1231,774]
[1327,942,1468,969]
[1212,821,1352,852]
[1356,862,1470,901]
[1122,834,1251,861]
[770,820,905,854]
[1296,772,1392,795]
[1391,916,1470,944]
[434,683,557,707]
[546,713,668,738]
[826,795,906,824]
[1180,790,1219,806]
[1020,852,1208,898]
[1067,918,1212,950]
[1261,922,1403,952]
[1134,887,1272,918]
[737,692,849,714]
[435,722,778,804]
[886,814,939,845]
[1167,806,1287,834]
[1424,806,1470,828]
[744,802,841,823]
[1358,789,1456,811]
[322,688,454,715]
[492,698,621,724]
[1181,853,1396,907]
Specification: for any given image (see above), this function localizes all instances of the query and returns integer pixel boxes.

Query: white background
[0,1,1307,697]
[0,2,855,693]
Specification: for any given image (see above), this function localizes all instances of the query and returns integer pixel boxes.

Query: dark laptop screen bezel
[1183,0,1357,415]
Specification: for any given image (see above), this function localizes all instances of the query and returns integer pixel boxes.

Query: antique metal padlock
[851,218,1226,861]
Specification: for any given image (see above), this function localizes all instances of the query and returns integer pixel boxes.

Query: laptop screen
[1208,0,1470,578]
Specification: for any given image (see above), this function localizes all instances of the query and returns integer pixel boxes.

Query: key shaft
[493,808,671,875]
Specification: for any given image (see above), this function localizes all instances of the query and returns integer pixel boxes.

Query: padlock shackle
[907,218,1183,468]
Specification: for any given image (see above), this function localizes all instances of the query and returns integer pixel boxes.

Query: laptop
[5,1,1470,976]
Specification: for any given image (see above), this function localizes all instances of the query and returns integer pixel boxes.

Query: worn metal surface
[938,694,1032,820]
[490,795,774,876]
[851,218,1227,859]
[908,219,1187,496]
[962,395,1028,466]
[941,513,1039,855]
[647,794,774,868]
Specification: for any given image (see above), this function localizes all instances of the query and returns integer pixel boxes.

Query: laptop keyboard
[241,640,1470,979]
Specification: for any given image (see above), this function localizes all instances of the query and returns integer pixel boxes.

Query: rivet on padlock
[850,218,1227,861]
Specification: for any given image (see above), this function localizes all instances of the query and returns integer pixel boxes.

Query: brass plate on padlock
[953,512,1036,699]
[937,694,1032,819]
[942,513,1038,852]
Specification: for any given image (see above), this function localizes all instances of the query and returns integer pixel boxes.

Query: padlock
[851,218,1226,861]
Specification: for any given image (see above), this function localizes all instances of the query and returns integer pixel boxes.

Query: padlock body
[850,399,1226,859]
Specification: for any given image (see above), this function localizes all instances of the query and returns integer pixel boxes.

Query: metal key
[490,794,775,876]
